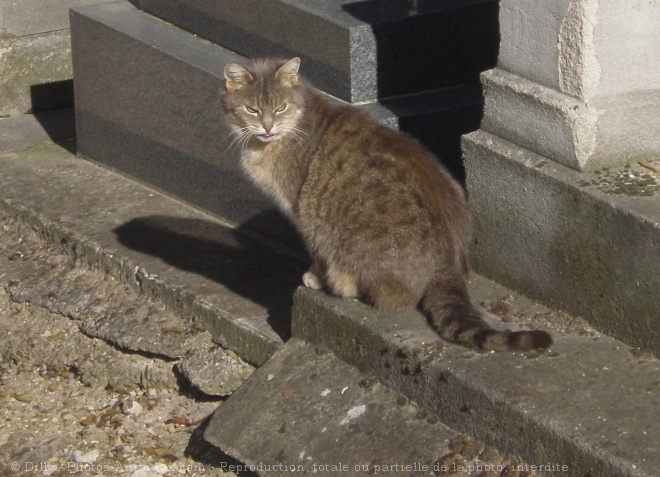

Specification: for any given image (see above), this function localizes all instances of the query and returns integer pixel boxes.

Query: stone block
[480,68,660,171]
[71,1,276,240]
[138,0,498,102]
[0,31,73,116]
[176,343,255,396]
[71,1,482,249]
[463,129,660,355]
[205,338,460,474]
[493,0,660,170]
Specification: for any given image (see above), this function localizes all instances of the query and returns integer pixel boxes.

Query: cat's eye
[274,104,287,113]
[245,105,259,114]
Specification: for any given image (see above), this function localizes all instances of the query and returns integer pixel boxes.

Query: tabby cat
[221,57,552,352]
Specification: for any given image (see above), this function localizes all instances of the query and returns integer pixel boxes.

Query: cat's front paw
[302,271,323,290]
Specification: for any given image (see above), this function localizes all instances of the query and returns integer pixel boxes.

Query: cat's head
[221,57,305,144]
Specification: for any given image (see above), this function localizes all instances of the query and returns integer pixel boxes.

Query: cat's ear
[224,63,253,92]
[275,57,301,87]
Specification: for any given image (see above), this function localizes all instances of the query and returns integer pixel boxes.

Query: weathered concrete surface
[0,279,178,391]
[0,0,117,37]
[0,214,244,474]
[0,141,307,366]
[8,265,201,359]
[205,339,528,477]
[3,200,203,359]
[0,210,255,393]
[0,30,73,116]
[464,129,660,357]
[293,287,660,477]
[177,345,255,397]
[0,0,119,116]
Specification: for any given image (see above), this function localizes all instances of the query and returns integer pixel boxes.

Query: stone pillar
[463,0,660,355]
[480,0,660,171]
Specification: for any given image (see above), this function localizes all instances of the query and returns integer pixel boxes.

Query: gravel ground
[0,212,243,477]
[0,291,242,477]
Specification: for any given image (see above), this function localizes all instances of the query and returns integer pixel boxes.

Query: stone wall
[0,0,115,116]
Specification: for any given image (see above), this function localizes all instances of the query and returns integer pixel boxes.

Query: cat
[221,57,552,352]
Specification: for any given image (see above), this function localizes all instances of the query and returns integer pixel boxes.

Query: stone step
[0,0,119,116]
[1,115,657,476]
[464,129,660,357]
[135,0,499,103]
[0,131,306,367]
[293,288,660,477]
[70,1,483,250]
[204,338,528,477]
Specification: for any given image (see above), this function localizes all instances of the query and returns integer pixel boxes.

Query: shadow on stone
[113,214,308,341]
[30,103,77,154]
[30,80,74,113]
[341,0,499,182]
[342,0,499,98]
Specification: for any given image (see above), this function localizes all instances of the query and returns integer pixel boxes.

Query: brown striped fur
[221,57,552,352]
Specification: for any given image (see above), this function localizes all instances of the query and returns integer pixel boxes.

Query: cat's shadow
[113,211,308,341]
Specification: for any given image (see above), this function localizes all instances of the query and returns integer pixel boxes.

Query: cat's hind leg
[326,266,360,298]
[302,259,326,290]
[367,278,420,312]
[303,261,361,299]
[302,271,323,290]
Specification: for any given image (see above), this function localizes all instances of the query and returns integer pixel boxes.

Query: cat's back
[302,95,467,219]
[298,94,471,257]
[304,94,458,197]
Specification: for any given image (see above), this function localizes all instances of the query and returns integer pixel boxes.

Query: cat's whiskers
[237,130,254,152]
[225,127,253,153]
[218,129,241,146]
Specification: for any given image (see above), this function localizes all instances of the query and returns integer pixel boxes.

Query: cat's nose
[262,116,274,133]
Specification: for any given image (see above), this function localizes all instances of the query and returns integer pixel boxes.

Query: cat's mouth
[256,133,278,143]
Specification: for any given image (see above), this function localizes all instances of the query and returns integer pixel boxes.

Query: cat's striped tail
[421,274,553,352]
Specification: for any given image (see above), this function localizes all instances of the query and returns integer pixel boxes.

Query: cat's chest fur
[240,142,300,218]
